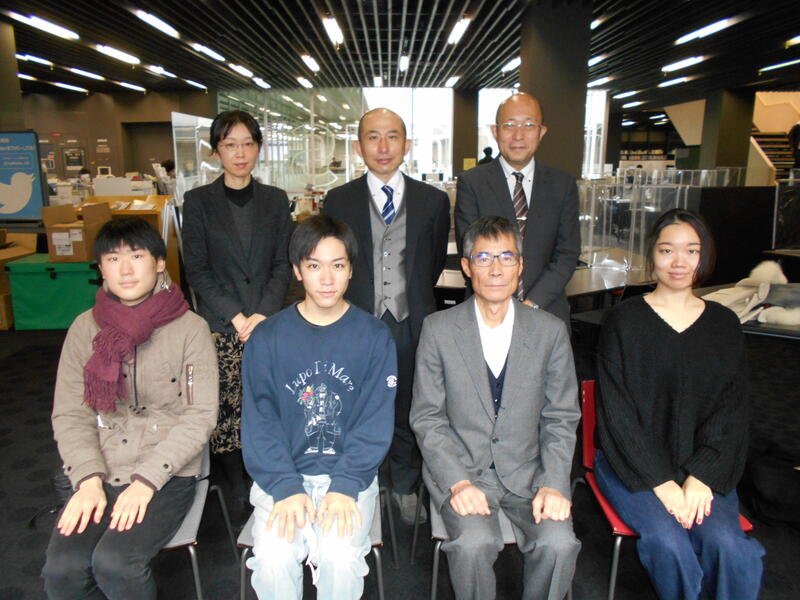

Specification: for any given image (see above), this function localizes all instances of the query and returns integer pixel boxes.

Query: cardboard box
[0,292,12,330]
[41,203,111,263]
[0,230,37,294]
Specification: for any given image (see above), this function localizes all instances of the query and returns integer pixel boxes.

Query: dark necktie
[512,171,528,236]
[381,185,395,225]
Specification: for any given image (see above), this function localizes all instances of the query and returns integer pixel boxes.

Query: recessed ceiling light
[330,122,342,130]
[281,95,293,102]
[342,103,350,110]
[658,76,689,87]
[588,55,606,67]
[513,82,520,89]
[146,65,176,78]
[15,53,52,66]
[230,64,254,78]
[622,101,644,108]
[297,76,313,89]
[191,43,225,62]
[339,115,346,120]
[302,55,321,72]
[590,17,606,30]
[8,12,79,40]
[649,113,667,120]
[399,55,410,72]
[448,17,471,45]
[134,10,179,38]
[17,73,36,80]
[501,57,521,73]
[54,82,88,92]
[317,94,327,102]
[69,67,105,80]
[445,75,460,87]
[373,75,383,87]
[184,79,207,89]
[253,77,271,89]
[613,90,639,99]
[621,120,636,126]
[675,18,738,45]
[759,58,800,73]
[662,56,705,72]
[588,77,612,87]
[322,16,344,46]
[786,35,800,48]
[115,81,146,92]
[95,45,140,64]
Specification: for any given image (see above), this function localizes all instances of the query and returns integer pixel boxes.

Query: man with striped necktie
[324,108,450,525]
[455,93,580,327]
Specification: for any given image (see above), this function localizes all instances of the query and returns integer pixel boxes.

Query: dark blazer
[410,297,580,509]
[323,173,450,342]
[455,158,580,325]
[181,176,292,334]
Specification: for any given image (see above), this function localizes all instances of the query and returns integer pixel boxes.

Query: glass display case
[774,177,800,249]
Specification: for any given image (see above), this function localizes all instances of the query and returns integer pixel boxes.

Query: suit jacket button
[492,437,499,443]
[476,469,483,476]
[244,277,251,284]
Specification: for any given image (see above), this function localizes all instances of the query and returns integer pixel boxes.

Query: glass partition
[774,177,800,249]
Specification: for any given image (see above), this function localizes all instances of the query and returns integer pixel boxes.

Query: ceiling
[3,0,800,117]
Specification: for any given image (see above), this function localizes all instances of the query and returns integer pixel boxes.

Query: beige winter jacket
[52,283,219,491]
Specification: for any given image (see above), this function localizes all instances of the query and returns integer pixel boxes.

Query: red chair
[573,380,753,600]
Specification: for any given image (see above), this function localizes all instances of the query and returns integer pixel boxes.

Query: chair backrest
[581,380,597,471]
[199,443,211,480]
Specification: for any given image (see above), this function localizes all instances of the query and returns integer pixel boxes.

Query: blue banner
[0,131,47,220]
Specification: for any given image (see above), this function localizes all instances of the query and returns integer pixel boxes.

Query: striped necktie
[512,171,528,236]
[381,185,395,225]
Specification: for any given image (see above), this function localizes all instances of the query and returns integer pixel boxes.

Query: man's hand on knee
[267,493,315,543]
[449,480,491,516]
[57,476,107,536]
[317,492,361,539]
[532,487,571,524]
[109,480,155,532]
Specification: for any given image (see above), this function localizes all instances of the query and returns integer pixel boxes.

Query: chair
[237,487,390,600]
[161,444,238,600]
[412,486,572,600]
[573,380,753,600]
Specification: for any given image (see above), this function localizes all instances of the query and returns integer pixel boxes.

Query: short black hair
[645,208,716,286]
[482,147,492,155]
[289,215,358,267]
[209,110,263,151]
[94,217,167,260]
[160,159,175,173]
[462,216,522,258]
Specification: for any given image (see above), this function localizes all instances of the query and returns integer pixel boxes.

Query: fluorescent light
[759,58,800,73]
[448,17,471,45]
[621,120,636,126]
[297,76,313,88]
[317,119,326,124]
[16,53,52,66]
[230,64,254,78]
[399,55,410,72]
[316,94,327,102]
[95,45,140,64]
[134,10,179,38]
[342,103,350,110]
[146,65,176,78]
[244,101,255,108]
[69,67,105,80]
[8,12,79,40]
[184,79,206,89]
[613,90,639,99]
[323,16,344,46]
[302,55,321,72]
[192,44,225,61]
[54,82,88,92]
[17,73,36,80]
[622,101,644,108]
[588,55,606,67]
[445,75,460,87]
[649,113,667,120]
[513,82,520,89]
[787,35,800,48]
[658,76,689,87]
[294,101,304,108]
[253,77,271,89]
[330,122,342,130]
[654,120,669,125]
[268,110,281,117]
[590,17,605,30]
[115,81,146,92]
[662,56,705,72]
[373,75,383,87]
[339,115,346,120]
[675,18,737,45]
[281,95,293,102]
[501,57,521,72]
[588,77,611,87]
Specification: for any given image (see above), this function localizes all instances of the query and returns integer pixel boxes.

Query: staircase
[752,132,794,180]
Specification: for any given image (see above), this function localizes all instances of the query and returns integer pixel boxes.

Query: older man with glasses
[411,216,581,600]
[455,92,580,327]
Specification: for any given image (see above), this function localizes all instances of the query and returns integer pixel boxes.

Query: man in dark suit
[324,108,450,524]
[455,93,580,326]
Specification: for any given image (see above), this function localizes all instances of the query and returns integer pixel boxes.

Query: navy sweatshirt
[242,303,397,501]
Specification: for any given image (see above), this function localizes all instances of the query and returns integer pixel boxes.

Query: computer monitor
[97,166,112,176]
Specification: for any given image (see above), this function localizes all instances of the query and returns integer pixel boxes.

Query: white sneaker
[392,491,427,525]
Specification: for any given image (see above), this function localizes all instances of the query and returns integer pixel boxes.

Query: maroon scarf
[84,282,189,412]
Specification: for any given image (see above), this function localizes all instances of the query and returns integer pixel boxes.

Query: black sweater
[596,296,749,494]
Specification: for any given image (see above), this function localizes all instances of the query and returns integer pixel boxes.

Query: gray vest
[370,196,409,322]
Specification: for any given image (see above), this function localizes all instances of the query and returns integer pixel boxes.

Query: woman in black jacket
[182,110,292,506]
[595,209,764,600]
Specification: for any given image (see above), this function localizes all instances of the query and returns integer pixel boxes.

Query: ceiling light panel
[69,67,105,80]
[134,10,179,38]
[448,17,471,45]
[302,55,321,72]
[8,12,79,40]
[662,56,705,72]
[675,18,738,45]
[191,43,225,62]
[95,45,140,64]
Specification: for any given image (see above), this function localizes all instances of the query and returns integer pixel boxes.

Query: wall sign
[0,130,48,220]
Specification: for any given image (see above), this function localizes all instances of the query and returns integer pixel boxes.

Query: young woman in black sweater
[595,209,764,600]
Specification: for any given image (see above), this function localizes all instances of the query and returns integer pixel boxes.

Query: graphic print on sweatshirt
[286,361,354,456]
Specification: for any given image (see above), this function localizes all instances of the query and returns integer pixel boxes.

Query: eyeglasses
[468,251,520,267]
[496,121,543,132]
[218,141,258,153]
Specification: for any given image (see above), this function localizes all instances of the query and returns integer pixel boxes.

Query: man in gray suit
[455,92,580,326]
[411,216,580,600]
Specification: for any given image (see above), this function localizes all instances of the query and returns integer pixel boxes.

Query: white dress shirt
[366,170,405,215]
[475,299,515,378]
[498,155,535,207]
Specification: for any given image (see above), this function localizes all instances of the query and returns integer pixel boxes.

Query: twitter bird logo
[0,172,34,214]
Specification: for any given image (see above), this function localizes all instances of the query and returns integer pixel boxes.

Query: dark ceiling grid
[431,0,494,89]
[406,0,440,87]
[336,0,372,86]
[392,0,408,87]
[417,0,458,88]
[355,0,377,83]
[373,0,385,85]
[456,6,522,90]
[400,0,425,87]
[323,0,366,87]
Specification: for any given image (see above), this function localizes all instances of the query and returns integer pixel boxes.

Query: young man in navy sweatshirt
[241,215,396,600]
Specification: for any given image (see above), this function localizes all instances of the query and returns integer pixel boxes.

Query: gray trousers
[440,470,580,600]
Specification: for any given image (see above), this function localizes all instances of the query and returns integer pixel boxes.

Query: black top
[225,180,255,259]
[596,295,749,494]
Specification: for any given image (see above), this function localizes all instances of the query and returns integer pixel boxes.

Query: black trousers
[379,311,421,495]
